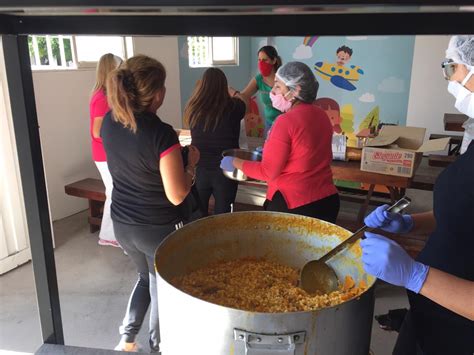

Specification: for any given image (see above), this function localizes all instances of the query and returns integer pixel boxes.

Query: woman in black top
[101,55,199,353]
[361,36,474,355]
[184,68,246,214]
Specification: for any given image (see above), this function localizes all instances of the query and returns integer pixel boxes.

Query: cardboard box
[361,126,449,177]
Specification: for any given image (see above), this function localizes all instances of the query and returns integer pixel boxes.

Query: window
[28,35,132,70]
[28,35,75,68]
[187,36,238,68]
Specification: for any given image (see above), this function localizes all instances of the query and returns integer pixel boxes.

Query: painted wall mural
[314,45,365,91]
[250,35,416,146]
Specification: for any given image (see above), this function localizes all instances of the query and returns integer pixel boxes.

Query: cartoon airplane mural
[314,62,364,91]
[314,45,364,91]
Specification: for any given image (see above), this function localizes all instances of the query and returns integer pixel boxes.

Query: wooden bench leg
[388,187,405,203]
[357,184,375,224]
[88,199,103,233]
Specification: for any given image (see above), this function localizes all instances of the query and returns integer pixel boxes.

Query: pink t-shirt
[242,103,337,209]
[89,90,109,162]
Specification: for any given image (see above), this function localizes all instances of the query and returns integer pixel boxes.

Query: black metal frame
[0,1,472,350]
[1,34,64,345]
[1,0,474,7]
[0,12,472,36]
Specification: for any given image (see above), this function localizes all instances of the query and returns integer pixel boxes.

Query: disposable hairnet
[446,35,474,67]
[275,61,319,103]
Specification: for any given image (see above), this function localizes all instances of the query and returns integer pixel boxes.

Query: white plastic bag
[332,134,347,161]
[239,119,249,149]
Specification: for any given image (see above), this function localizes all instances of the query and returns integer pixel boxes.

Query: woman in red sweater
[221,61,339,223]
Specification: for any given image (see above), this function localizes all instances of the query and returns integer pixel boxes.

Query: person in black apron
[360,35,474,355]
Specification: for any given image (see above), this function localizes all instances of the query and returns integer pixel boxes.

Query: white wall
[0,38,31,273]
[133,36,182,128]
[34,36,182,221]
[34,69,99,221]
[406,35,462,140]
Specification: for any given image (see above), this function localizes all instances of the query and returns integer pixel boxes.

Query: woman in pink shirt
[221,62,340,223]
[89,53,122,247]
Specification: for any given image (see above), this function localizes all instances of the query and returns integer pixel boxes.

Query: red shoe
[98,239,120,248]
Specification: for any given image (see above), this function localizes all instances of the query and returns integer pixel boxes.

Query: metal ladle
[300,196,411,294]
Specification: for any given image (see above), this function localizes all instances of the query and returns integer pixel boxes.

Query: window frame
[73,36,130,69]
[210,36,239,66]
[29,34,77,70]
[188,36,239,68]
[28,35,132,71]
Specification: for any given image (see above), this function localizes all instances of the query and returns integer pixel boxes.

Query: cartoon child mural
[245,113,265,137]
[314,44,364,91]
[314,97,343,134]
[244,97,265,138]
[336,45,353,66]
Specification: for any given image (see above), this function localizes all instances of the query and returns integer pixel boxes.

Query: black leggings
[195,166,239,215]
[113,220,179,352]
[264,191,340,223]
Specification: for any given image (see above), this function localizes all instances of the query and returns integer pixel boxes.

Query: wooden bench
[443,113,467,132]
[65,174,438,257]
[65,178,105,233]
[427,133,462,167]
[64,178,259,232]
[429,133,462,156]
[428,154,457,167]
[65,168,438,235]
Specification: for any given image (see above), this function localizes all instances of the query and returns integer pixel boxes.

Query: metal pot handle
[234,329,306,355]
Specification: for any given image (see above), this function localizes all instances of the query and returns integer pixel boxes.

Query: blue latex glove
[220,156,235,172]
[361,232,429,293]
[364,204,414,234]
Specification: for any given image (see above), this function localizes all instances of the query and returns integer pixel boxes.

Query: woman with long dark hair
[184,68,246,214]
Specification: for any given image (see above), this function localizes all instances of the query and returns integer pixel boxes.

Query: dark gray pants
[113,220,179,352]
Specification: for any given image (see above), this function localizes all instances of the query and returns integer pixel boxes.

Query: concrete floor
[0,189,433,354]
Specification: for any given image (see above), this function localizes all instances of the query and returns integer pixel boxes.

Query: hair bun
[121,69,136,91]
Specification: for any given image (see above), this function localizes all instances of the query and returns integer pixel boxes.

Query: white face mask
[447,68,474,118]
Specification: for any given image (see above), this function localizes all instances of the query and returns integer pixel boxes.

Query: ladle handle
[318,196,411,264]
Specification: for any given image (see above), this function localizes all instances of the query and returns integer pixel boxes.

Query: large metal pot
[155,212,376,355]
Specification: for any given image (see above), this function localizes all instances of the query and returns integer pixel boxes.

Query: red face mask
[258,60,274,77]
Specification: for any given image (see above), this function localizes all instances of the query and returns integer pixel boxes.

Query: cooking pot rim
[155,211,376,314]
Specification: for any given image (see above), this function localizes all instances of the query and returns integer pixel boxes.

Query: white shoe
[114,340,138,352]
[98,238,121,248]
